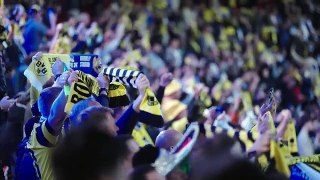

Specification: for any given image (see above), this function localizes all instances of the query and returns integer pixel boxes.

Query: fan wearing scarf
[24,68,159,180]
[101,67,164,146]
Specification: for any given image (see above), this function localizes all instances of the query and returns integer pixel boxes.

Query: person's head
[38,87,62,118]
[132,144,160,167]
[155,130,183,151]
[190,153,265,180]
[79,12,90,26]
[28,5,42,21]
[53,127,129,180]
[69,97,101,125]
[169,36,181,49]
[117,135,140,176]
[77,106,118,136]
[130,165,165,180]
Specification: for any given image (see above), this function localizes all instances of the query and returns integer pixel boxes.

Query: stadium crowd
[1,0,320,179]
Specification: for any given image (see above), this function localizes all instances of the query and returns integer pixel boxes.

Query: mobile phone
[266,88,274,105]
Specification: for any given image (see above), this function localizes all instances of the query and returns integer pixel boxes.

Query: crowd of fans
[1,0,320,179]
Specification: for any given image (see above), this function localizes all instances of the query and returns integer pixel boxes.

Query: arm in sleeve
[96,94,109,107]
[156,86,165,104]
[47,89,68,134]
[116,104,139,135]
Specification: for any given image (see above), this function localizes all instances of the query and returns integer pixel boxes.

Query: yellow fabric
[257,41,266,53]
[161,98,187,122]
[212,79,232,101]
[282,121,298,155]
[51,36,71,54]
[27,121,59,180]
[291,69,302,83]
[24,54,71,91]
[65,71,99,113]
[108,82,127,98]
[287,154,320,166]
[170,117,189,133]
[190,40,201,53]
[140,88,162,116]
[200,90,212,108]
[204,32,215,49]
[242,91,253,111]
[203,9,214,23]
[229,0,237,7]
[270,141,291,177]
[164,79,182,96]
[30,85,40,106]
[251,111,276,134]
[262,26,278,44]
[132,123,154,147]
[314,75,320,98]
[225,26,236,37]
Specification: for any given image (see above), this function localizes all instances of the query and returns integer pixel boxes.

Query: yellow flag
[24,54,71,91]
[270,141,291,177]
[64,71,99,113]
[132,123,154,147]
[140,88,163,123]
[282,121,298,155]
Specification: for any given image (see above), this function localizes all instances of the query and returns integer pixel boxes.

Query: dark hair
[38,87,62,118]
[129,165,156,180]
[76,106,113,127]
[191,153,265,180]
[132,144,159,167]
[69,97,99,124]
[53,127,128,180]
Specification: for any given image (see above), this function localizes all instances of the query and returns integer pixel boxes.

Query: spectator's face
[100,112,119,136]
[153,44,162,53]
[171,39,180,49]
[35,12,43,21]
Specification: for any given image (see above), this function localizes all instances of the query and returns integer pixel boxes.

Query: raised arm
[48,70,78,133]
[116,74,150,134]
[156,73,173,103]
[96,73,110,107]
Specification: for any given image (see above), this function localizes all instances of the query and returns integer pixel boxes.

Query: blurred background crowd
[1,0,320,179]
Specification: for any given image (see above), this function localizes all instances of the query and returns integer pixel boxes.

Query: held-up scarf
[24,54,102,92]
[102,67,163,123]
[64,71,100,113]
[103,67,163,147]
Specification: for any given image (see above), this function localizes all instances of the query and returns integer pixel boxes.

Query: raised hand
[55,70,72,87]
[258,113,270,134]
[96,73,109,89]
[32,52,43,61]
[136,74,150,95]
[247,131,272,157]
[0,96,15,111]
[160,73,173,87]
[67,70,79,86]
[52,58,65,76]
[260,101,272,117]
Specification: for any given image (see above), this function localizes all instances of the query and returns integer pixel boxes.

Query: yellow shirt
[27,120,59,180]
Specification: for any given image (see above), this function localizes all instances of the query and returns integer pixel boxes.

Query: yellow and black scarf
[102,67,163,123]
[64,71,100,113]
